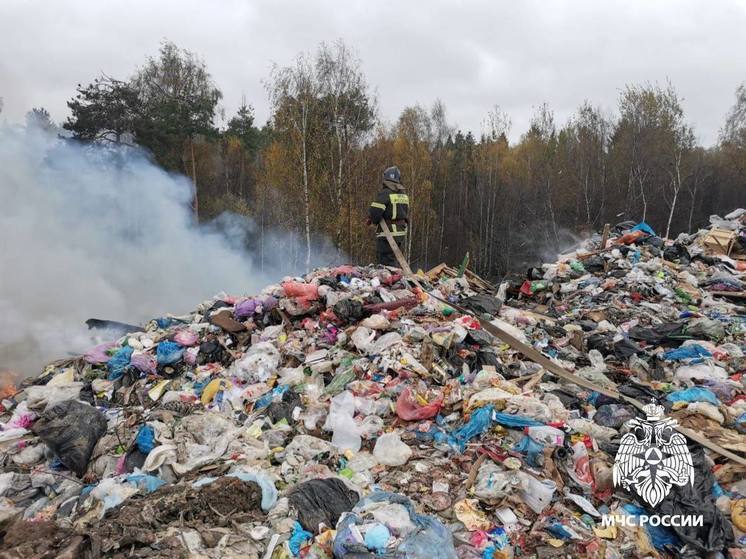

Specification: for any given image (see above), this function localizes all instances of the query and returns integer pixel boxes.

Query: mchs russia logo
[613,401,694,507]
[603,401,702,529]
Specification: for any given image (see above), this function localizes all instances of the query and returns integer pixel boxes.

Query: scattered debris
[0,209,745,558]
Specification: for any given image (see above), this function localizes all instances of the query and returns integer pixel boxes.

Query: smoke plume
[0,125,326,377]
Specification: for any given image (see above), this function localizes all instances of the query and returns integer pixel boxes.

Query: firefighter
[367,166,409,267]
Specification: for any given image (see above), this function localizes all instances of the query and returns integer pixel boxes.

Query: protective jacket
[368,180,409,238]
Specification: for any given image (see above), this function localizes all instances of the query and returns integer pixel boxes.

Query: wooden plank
[379,221,422,289]
[600,223,610,250]
[710,291,746,299]
[426,263,448,277]
[426,293,746,466]
[378,220,746,465]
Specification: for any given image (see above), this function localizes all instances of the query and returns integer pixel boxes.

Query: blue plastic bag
[666,387,719,405]
[254,384,289,410]
[448,405,495,452]
[513,435,544,467]
[492,412,543,428]
[156,340,183,365]
[126,473,165,493]
[135,424,156,454]
[107,346,134,380]
[334,491,456,559]
[289,521,312,556]
[364,523,391,553]
[661,344,712,362]
[630,221,656,236]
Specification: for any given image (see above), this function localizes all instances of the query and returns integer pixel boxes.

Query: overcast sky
[1,0,745,145]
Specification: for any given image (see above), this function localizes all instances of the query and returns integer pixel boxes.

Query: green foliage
[64,77,141,143]
[65,41,222,171]
[57,40,745,276]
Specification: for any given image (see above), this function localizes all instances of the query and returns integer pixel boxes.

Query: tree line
[12,40,746,278]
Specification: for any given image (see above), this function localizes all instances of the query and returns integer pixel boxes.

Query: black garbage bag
[465,328,494,347]
[197,339,227,365]
[613,338,643,359]
[593,404,636,429]
[663,243,691,265]
[628,323,686,346]
[267,389,302,424]
[318,276,340,289]
[461,294,502,316]
[658,446,734,554]
[333,299,365,324]
[587,333,615,356]
[475,349,501,369]
[288,478,359,533]
[583,256,605,273]
[32,400,107,477]
[617,383,670,412]
[642,235,664,249]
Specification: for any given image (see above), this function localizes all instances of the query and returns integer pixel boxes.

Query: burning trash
[0,211,745,558]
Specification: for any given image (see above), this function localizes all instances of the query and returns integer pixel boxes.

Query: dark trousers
[376,236,405,267]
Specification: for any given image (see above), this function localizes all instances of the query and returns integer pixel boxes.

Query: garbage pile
[0,209,745,558]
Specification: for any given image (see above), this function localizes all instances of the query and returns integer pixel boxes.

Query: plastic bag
[130,352,156,375]
[156,340,183,365]
[107,346,133,380]
[231,342,280,383]
[91,478,139,513]
[333,491,456,559]
[288,521,313,555]
[324,391,361,452]
[474,461,519,502]
[234,296,277,319]
[593,403,636,429]
[135,424,156,454]
[396,387,442,421]
[173,329,199,347]
[287,478,359,533]
[32,400,108,477]
[351,327,376,353]
[83,341,118,364]
[447,405,496,452]
[674,363,729,382]
[513,435,544,467]
[373,432,412,466]
[666,387,720,405]
[23,383,83,411]
[282,281,319,305]
[519,473,556,513]
[126,472,166,494]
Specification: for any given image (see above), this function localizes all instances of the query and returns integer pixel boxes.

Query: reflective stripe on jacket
[368,187,409,237]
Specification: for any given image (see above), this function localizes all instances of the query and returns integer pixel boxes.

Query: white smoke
[0,125,332,376]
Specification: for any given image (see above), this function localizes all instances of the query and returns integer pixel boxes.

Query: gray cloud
[2,0,745,145]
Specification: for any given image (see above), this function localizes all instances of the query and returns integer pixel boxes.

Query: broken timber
[379,220,746,466]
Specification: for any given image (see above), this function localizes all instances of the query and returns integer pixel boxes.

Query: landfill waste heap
[1,209,746,559]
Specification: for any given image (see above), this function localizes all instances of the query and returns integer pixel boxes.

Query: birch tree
[268,54,320,271]
[316,41,376,255]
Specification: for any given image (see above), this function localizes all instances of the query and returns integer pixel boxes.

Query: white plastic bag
[373,432,412,466]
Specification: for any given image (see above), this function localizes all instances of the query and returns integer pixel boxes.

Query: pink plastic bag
[396,387,443,421]
[282,281,319,306]
[174,330,199,347]
[130,353,157,375]
[83,341,118,364]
